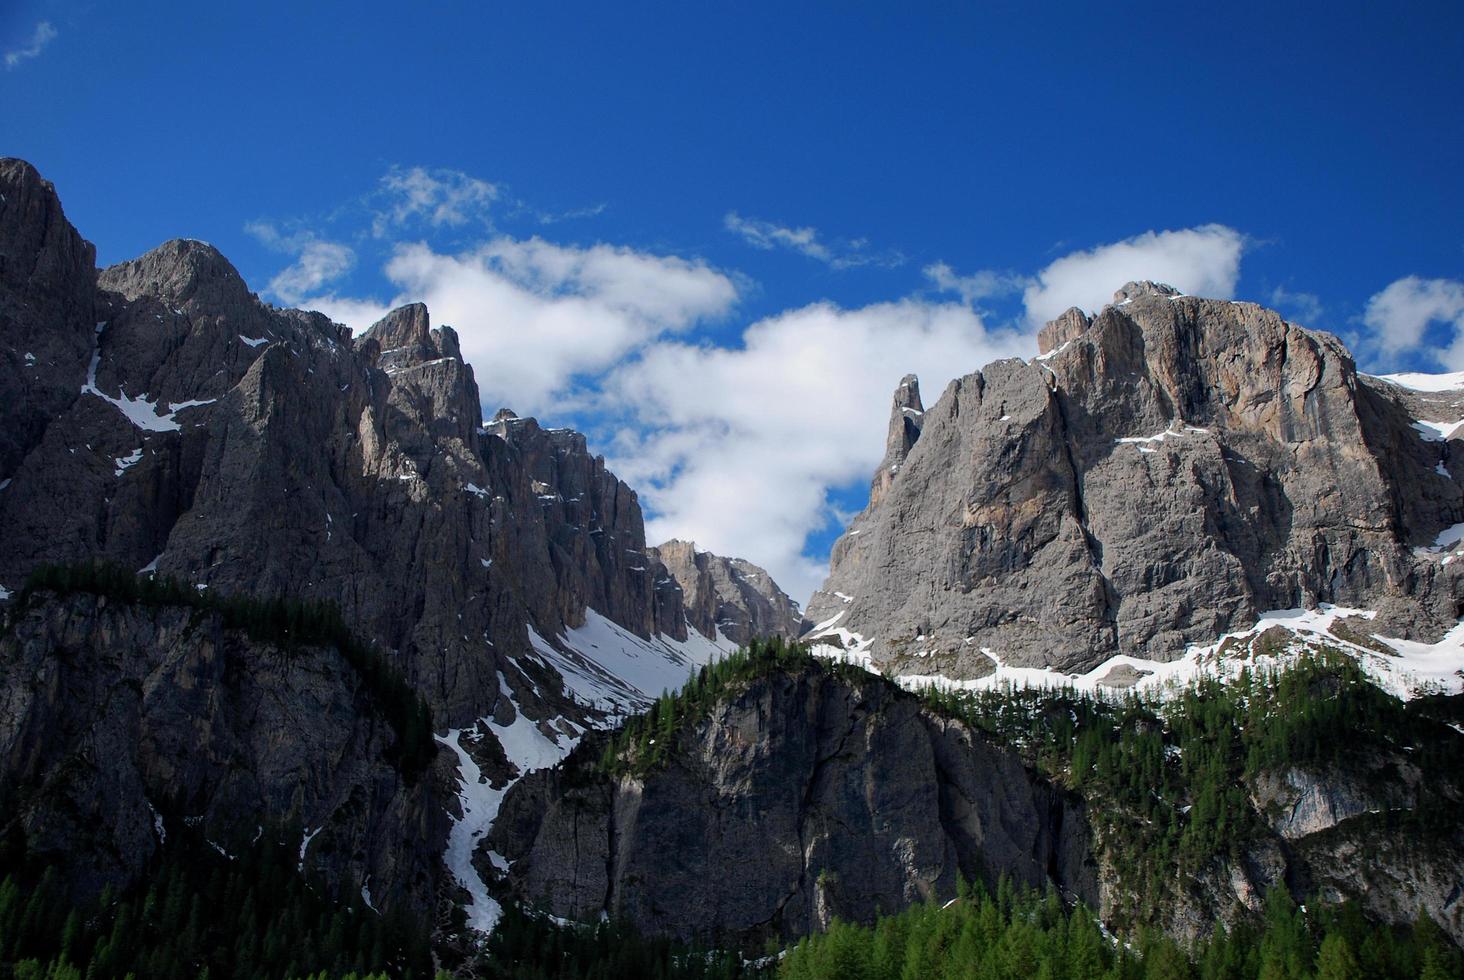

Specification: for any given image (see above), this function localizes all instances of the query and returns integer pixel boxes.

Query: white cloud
[599,299,1031,603]
[304,236,738,415]
[1362,276,1464,369]
[924,262,1028,307]
[245,222,356,304]
[1269,285,1325,327]
[1022,224,1246,326]
[724,212,902,269]
[373,166,499,235]
[271,240,355,304]
[262,169,1262,605]
[5,21,56,69]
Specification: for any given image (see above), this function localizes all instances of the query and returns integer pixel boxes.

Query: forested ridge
[0,824,434,979]
[778,879,1463,980]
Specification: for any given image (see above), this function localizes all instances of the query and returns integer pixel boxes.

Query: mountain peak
[99,237,252,309]
[1113,280,1183,303]
[808,284,1464,678]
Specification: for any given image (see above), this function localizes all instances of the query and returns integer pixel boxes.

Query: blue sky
[5,1,1463,601]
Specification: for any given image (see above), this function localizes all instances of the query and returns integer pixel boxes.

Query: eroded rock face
[489,667,1097,946]
[648,539,807,645]
[0,157,807,732]
[806,281,1464,674]
[0,590,449,915]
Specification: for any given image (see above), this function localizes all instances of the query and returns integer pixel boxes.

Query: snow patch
[526,609,736,714]
[1115,424,1209,452]
[146,800,165,843]
[239,335,269,348]
[113,447,143,476]
[438,675,582,933]
[361,875,378,913]
[1412,419,1464,442]
[1373,370,1464,392]
[298,826,321,872]
[81,324,215,431]
[872,605,1464,702]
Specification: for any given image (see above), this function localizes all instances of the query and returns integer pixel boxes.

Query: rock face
[648,539,807,645]
[0,157,797,733]
[806,281,1464,674]
[0,589,449,915]
[489,665,1097,946]
[0,157,809,934]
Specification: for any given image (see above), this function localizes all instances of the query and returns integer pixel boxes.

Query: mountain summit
[806,281,1464,683]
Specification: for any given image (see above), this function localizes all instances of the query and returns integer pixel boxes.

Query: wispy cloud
[1269,285,1325,327]
[371,166,499,236]
[535,202,608,225]
[723,212,903,270]
[245,221,356,305]
[923,262,1028,307]
[5,21,57,70]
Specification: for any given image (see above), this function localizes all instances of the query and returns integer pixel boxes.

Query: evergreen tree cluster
[593,638,865,777]
[778,878,1462,980]
[11,562,436,780]
[477,903,765,980]
[0,824,436,979]
[917,651,1464,922]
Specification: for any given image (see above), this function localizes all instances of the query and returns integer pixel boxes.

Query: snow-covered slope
[439,611,738,932]
[808,605,1464,702]
[528,609,738,715]
[1373,370,1464,392]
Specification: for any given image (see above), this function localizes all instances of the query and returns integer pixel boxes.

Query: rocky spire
[870,373,923,507]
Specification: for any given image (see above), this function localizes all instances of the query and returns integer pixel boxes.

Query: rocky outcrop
[807,281,1464,674]
[0,157,805,735]
[485,411,688,643]
[648,539,806,645]
[869,374,924,508]
[488,664,1097,947]
[0,160,98,485]
[0,589,449,915]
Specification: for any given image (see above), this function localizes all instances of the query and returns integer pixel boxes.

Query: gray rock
[0,158,809,737]
[647,539,807,645]
[489,665,1097,946]
[0,589,449,915]
[807,281,1464,674]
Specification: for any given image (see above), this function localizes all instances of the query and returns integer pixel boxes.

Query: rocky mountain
[0,158,801,942]
[488,655,1096,947]
[489,646,1464,947]
[649,539,807,646]
[4,157,1463,974]
[0,583,449,920]
[806,281,1464,685]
